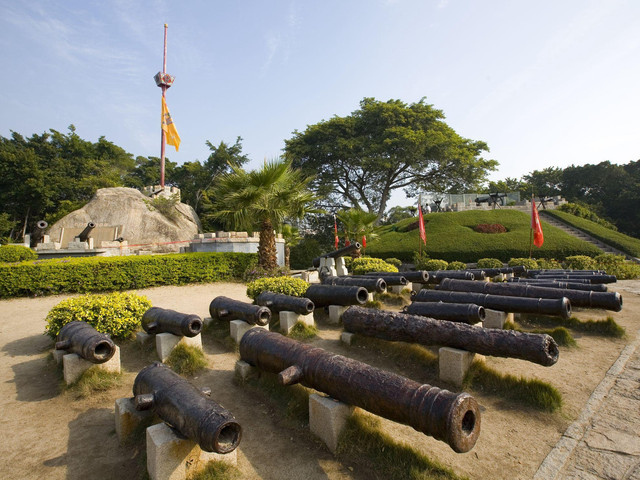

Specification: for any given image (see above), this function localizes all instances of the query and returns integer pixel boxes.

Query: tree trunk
[284,245,291,269]
[258,219,277,270]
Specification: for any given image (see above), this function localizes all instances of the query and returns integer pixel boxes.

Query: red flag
[345,239,351,246]
[532,199,544,247]
[362,235,367,248]
[418,205,426,245]
[334,215,339,249]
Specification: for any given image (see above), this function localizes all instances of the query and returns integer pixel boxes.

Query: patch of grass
[189,460,242,480]
[353,336,439,371]
[203,318,238,352]
[463,361,562,412]
[518,314,626,338]
[287,322,318,340]
[244,371,311,424]
[364,299,383,309]
[374,291,409,306]
[336,411,465,480]
[166,343,208,376]
[505,322,577,347]
[65,367,122,399]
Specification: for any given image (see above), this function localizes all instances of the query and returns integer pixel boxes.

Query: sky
[1,0,639,208]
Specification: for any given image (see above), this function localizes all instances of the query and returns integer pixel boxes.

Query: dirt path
[0,280,638,479]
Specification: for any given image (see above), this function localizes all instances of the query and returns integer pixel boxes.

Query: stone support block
[52,349,66,364]
[439,347,475,387]
[234,360,257,381]
[115,397,154,444]
[328,305,348,324]
[216,231,231,238]
[340,332,355,346]
[137,331,154,346]
[62,345,121,385]
[301,270,319,283]
[390,283,412,294]
[229,320,269,344]
[156,333,202,362]
[335,257,349,276]
[309,394,354,454]
[203,233,215,238]
[367,292,374,302]
[482,309,513,329]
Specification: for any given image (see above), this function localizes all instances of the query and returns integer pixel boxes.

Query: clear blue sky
[2,0,638,207]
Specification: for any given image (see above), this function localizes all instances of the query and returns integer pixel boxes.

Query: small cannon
[404,302,485,324]
[255,291,314,315]
[356,273,408,286]
[29,220,48,247]
[426,270,476,283]
[141,307,203,337]
[239,328,481,453]
[78,222,96,242]
[366,270,430,284]
[507,278,608,292]
[322,275,387,293]
[209,296,271,326]
[304,284,369,307]
[133,363,242,454]
[55,321,116,364]
[530,274,617,284]
[466,268,512,278]
[437,278,623,312]
[342,306,559,367]
[412,289,572,319]
[312,242,361,268]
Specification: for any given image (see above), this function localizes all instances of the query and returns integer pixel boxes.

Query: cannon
[29,220,48,247]
[55,321,116,364]
[507,278,608,292]
[526,269,605,276]
[510,277,592,284]
[77,222,96,242]
[141,307,203,337]
[209,296,271,326]
[412,289,572,319]
[255,291,314,315]
[366,270,430,284]
[356,273,408,286]
[312,242,361,268]
[322,275,387,293]
[304,284,369,307]
[239,328,480,453]
[342,306,559,367]
[404,302,486,324]
[436,278,622,312]
[133,363,242,453]
[530,274,617,284]
[426,270,476,283]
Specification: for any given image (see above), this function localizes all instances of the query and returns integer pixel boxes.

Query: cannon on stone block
[141,307,203,337]
[311,242,361,268]
[342,306,559,367]
[412,289,572,319]
[304,284,369,307]
[507,278,608,292]
[55,321,117,364]
[426,270,476,283]
[133,362,242,454]
[255,291,314,315]
[209,296,271,326]
[29,220,48,247]
[356,273,408,286]
[239,328,481,453]
[530,273,617,284]
[404,302,486,324]
[78,222,96,242]
[366,270,430,284]
[436,278,623,311]
[322,275,387,293]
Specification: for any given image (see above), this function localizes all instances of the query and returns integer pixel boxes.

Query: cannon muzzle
[255,292,314,315]
[78,222,96,242]
[141,307,203,337]
[209,296,271,326]
[304,284,369,307]
[55,321,116,364]
[30,220,48,247]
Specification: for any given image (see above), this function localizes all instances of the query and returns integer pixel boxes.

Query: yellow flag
[161,96,181,151]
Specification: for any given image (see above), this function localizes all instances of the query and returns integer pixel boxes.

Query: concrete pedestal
[318,258,337,279]
[335,257,349,276]
[115,397,154,444]
[230,320,269,343]
[146,423,237,480]
[52,349,66,364]
[390,283,412,294]
[482,309,514,329]
[340,332,355,346]
[309,394,354,454]
[412,282,424,293]
[62,346,121,385]
[234,360,257,381]
[156,333,202,362]
[328,305,348,324]
[439,347,476,387]
[279,311,315,334]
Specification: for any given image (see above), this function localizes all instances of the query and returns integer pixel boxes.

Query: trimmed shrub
[289,238,323,270]
[599,262,640,279]
[384,257,403,268]
[557,203,617,230]
[350,257,399,275]
[0,245,37,263]
[536,258,562,270]
[44,292,152,339]
[246,276,310,300]
[594,253,626,270]
[473,223,507,234]
[477,258,503,269]
[564,255,597,270]
[243,263,289,282]
[508,258,539,270]
[447,261,467,270]
[417,259,449,271]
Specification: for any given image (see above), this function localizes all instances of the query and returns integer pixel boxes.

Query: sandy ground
[0,280,638,480]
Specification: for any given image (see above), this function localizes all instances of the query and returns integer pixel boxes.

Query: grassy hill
[365,210,603,263]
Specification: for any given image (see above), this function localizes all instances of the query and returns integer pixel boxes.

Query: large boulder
[47,187,201,253]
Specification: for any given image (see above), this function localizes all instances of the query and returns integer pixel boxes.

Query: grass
[518,314,626,338]
[374,291,410,306]
[166,343,208,376]
[504,321,577,347]
[203,318,238,352]
[189,461,242,480]
[463,360,562,412]
[336,411,466,480]
[243,371,311,424]
[352,335,439,371]
[287,321,318,340]
[65,367,122,399]
[364,299,383,309]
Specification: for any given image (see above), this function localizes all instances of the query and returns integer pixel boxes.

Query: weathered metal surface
[209,296,271,326]
[78,222,96,242]
[366,270,430,283]
[30,220,48,247]
[526,269,605,276]
[412,289,572,319]
[437,278,623,312]
[466,268,501,278]
[342,306,559,367]
[507,278,608,292]
[255,291,314,315]
[141,307,203,337]
[55,321,116,364]
[426,270,476,283]
[304,284,369,307]
[322,275,387,293]
[133,363,241,454]
[404,302,485,324]
[357,273,408,286]
[239,328,481,453]
[509,277,592,284]
[530,274,617,284]
[312,242,362,268]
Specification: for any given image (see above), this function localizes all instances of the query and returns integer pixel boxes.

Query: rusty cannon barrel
[304,284,369,307]
[78,222,96,242]
[322,275,387,293]
[239,328,480,453]
[412,289,572,319]
[255,291,314,315]
[527,269,605,276]
[507,278,608,292]
[29,220,48,247]
[357,273,408,286]
[342,306,559,367]
[312,242,362,268]
[366,270,430,284]
[531,274,617,284]
[509,277,592,284]
[436,278,623,312]
[133,363,242,454]
[404,302,486,324]
[466,268,505,278]
[141,307,203,337]
[55,321,116,364]
[209,296,271,326]
[426,270,476,284]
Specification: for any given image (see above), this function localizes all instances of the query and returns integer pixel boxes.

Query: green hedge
[0,245,37,263]
[246,276,310,300]
[0,252,256,298]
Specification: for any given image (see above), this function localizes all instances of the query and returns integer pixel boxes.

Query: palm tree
[209,159,316,269]
[336,208,379,255]
[281,224,302,269]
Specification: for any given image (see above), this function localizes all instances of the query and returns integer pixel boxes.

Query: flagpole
[418,194,422,256]
[160,24,168,189]
[529,193,534,258]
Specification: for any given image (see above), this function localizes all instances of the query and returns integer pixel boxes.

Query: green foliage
[473,223,507,233]
[289,237,323,270]
[520,314,626,338]
[446,261,467,270]
[417,258,449,271]
[65,367,122,399]
[0,252,255,298]
[557,203,617,230]
[476,258,503,269]
[287,322,318,340]
[374,291,408,306]
[145,194,180,222]
[533,327,576,347]
[350,257,399,275]
[536,258,563,269]
[364,300,383,309]
[563,255,597,270]
[382,206,417,225]
[600,262,640,279]
[245,276,310,300]
[242,262,289,282]
[336,208,379,245]
[166,344,207,376]
[384,257,403,268]
[44,292,151,339]
[189,461,242,480]
[508,257,539,270]
[0,245,37,263]
[0,213,16,239]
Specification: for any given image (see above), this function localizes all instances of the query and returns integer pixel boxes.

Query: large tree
[284,97,496,219]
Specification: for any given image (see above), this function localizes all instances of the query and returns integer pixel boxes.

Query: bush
[536,258,562,270]
[0,245,37,263]
[594,253,626,270]
[477,258,503,269]
[416,258,449,271]
[447,261,467,270]
[473,223,507,234]
[242,263,289,282]
[246,276,310,300]
[564,255,596,270]
[557,203,617,230]
[384,257,403,268]
[350,257,399,275]
[508,257,539,270]
[44,292,151,339]
[600,262,640,279]
[289,238,323,270]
